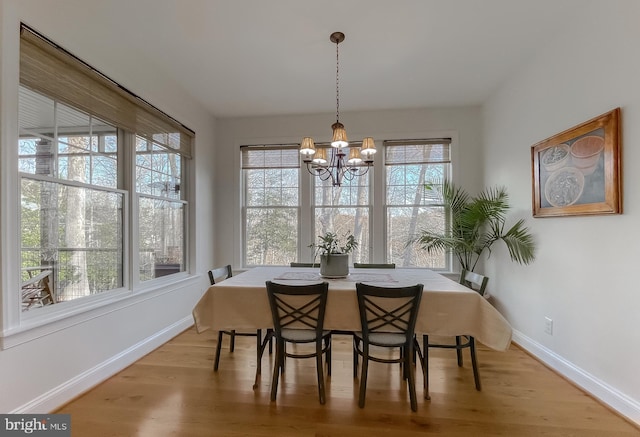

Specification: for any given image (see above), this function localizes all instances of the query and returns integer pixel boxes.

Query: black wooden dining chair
[209,265,271,378]
[353,282,424,411]
[353,263,396,268]
[266,280,331,404]
[421,269,488,393]
[290,262,320,267]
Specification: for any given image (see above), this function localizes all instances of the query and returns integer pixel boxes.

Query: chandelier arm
[305,162,332,180]
[346,164,373,175]
[342,164,372,180]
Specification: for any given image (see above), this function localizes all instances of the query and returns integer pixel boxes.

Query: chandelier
[299,32,376,187]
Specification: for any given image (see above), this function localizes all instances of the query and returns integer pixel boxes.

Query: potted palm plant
[310,231,358,278]
[412,181,536,273]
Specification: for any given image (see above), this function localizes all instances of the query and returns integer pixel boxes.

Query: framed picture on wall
[531,108,622,218]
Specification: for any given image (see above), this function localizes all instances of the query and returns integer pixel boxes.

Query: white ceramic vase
[320,253,349,277]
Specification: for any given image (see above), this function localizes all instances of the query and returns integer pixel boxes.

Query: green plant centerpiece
[413,181,536,273]
[310,231,358,278]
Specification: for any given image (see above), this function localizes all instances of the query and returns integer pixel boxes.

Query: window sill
[1,274,200,350]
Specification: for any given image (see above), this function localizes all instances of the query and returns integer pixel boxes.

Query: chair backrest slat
[266,281,329,335]
[356,283,423,342]
[290,262,320,267]
[208,265,233,285]
[459,269,489,296]
[353,263,396,269]
[363,297,414,332]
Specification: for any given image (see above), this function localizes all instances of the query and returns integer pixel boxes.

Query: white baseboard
[512,329,640,427]
[12,316,194,414]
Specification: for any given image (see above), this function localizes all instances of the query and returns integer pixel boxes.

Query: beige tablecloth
[192,267,512,351]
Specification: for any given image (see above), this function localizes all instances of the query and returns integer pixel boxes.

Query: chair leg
[415,336,430,400]
[230,330,236,352]
[253,329,263,390]
[325,336,332,376]
[316,340,326,405]
[214,331,224,371]
[358,345,369,408]
[406,344,418,412]
[469,336,482,391]
[271,339,284,401]
[423,335,430,399]
[256,329,263,375]
[353,337,359,378]
[455,335,463,367]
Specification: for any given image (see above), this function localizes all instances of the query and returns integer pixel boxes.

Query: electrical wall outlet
[544,316,553,335]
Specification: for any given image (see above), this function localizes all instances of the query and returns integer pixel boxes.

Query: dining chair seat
[281,328,331,342]
[366,332,407,347]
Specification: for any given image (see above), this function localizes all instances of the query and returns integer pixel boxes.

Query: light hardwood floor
[57,328,639,436]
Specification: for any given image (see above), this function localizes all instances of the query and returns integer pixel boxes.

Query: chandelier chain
[335,37,340,123]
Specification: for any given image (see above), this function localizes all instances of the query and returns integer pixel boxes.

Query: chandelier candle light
[299,32,376,187]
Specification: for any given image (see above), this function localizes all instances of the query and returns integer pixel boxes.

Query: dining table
[192,266,512,352]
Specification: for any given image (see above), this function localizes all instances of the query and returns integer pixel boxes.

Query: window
[240,139,452,269]
[313,159,370,263]
[17,24,193,313]
[242,145,299,266]
[385,139,451,268]
[136,135,185,280]
[19,86,125,306]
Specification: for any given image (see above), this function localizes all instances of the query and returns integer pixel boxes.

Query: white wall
[214,107,483,269]
[483,0,640,425]
[0,0,216,412]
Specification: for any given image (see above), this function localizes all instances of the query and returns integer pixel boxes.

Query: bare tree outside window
[313,173,370,264]
[385,140,451,269]
[19,86,124,309]
[136,135,185,280]
[242,146,299,266]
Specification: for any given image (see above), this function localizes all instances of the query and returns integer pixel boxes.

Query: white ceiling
[38,0,589,118]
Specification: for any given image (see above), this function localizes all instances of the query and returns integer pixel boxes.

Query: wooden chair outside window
[21,267,54,310]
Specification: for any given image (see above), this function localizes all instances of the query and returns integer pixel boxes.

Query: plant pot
[320,253,349,278]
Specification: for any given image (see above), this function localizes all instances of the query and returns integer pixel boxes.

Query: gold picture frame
[531,108,621,217]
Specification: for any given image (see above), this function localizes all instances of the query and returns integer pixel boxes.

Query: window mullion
[299,167,313,260]
[123,130,135,290]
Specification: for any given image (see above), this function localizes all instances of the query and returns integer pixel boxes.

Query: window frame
[383,139,453,270]
[1,24,194,348]
[240,144,301,267]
